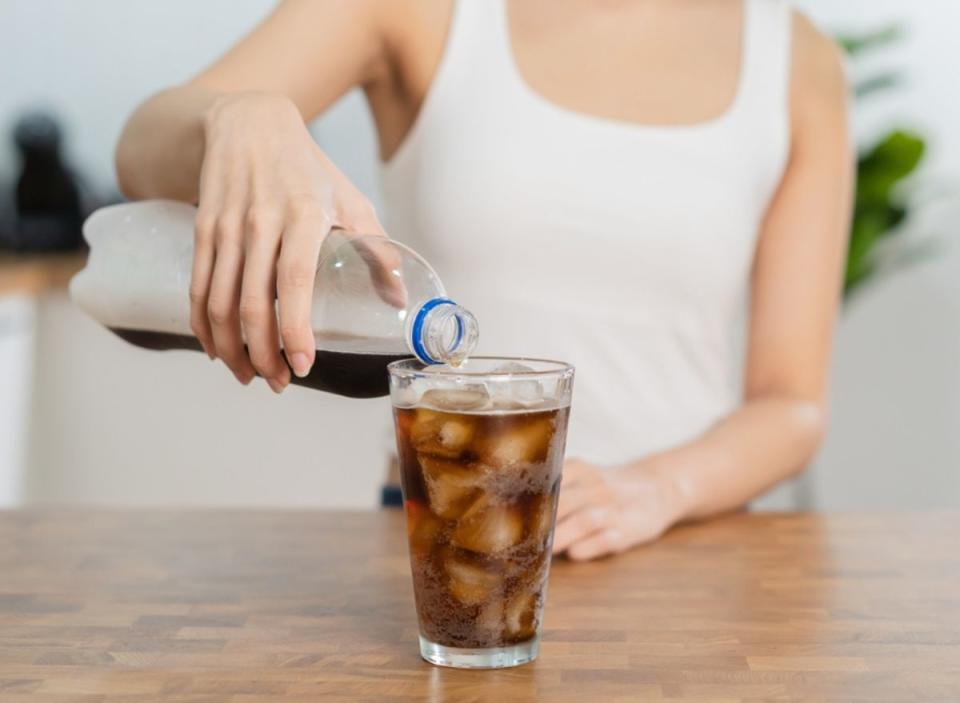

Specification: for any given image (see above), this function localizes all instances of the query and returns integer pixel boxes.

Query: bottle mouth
[409,297,478,365]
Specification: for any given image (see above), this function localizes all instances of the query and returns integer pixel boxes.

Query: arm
[116,0,388,201]
[664,15,852,519]
[114,0,400,392]
[554,14,853,560]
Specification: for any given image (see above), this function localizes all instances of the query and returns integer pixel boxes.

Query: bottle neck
[408,297,479,365]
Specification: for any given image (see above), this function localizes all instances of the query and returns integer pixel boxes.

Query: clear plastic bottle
[69,200,478,398]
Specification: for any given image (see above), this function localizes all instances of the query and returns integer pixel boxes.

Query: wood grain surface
[0,510,958,702]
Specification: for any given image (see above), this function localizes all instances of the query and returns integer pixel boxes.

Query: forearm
[640,396,826,521]
[114,84,220,202]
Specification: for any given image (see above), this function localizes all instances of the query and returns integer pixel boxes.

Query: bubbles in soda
[395,396,569,649]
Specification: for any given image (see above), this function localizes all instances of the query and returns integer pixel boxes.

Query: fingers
[556,481,601,522]
[240,206,289,393]
[340,198,408,309]
[190,211,217,359]
[552,506,609,555]
[355,236,408,309]
[556,461,603,521]
[552,461,677,561]
[277,198,331,378]
[566,527,627,562]
[207,214,256,384]
[561,459,596,488]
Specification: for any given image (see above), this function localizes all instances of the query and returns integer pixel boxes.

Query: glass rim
[387,356,574,380]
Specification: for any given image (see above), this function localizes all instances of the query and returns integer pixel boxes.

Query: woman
[116,0,852,560]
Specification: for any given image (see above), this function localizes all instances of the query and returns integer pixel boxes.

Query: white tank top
[380,0,792,465]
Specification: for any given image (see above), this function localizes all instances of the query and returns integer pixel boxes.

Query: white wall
[24,294,394,507]
[2,0,958,508]
[816,226,960,509]
[0,296,35,506]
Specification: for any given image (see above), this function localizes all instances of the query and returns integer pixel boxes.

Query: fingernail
[289,352,312,378]
[266,377,285,394]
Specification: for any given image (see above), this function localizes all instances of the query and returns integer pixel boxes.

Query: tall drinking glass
[388,357,574,668]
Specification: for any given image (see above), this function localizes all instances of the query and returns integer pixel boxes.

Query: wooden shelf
[0,250,87,297]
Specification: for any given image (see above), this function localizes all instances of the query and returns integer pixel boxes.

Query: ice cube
[504,590,537,640]
[476,598,505,639]
[478,414,555,469]
[439,420,474,452]
[489,362,545,410]
[493,362,537,374]
[420,456,484,520]
[421,385,490,412]
[410,409,476,459]
[406,500,444,558]
[446,554,500,605]
[392,383,420,408]
[451,494,525,555]
[527,494,556,545]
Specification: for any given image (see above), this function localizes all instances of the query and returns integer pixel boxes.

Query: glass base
[418,635,540,669]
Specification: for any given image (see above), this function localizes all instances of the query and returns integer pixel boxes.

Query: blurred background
[1,0,957,510]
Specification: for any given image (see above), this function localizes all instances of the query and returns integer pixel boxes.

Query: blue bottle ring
[410,297,459,365]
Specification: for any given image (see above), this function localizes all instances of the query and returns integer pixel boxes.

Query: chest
[401,106,780,314]
[506,0,744,127]
[382,0,788,318]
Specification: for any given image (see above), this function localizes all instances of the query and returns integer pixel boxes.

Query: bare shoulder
[367,0,452,48]
[264,0,448,64]
[280,0,451,85]
[270,0,392,35]
[790,10,848,116]
[366,0,454,97]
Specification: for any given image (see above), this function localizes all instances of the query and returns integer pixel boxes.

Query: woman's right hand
[190,92,386,392]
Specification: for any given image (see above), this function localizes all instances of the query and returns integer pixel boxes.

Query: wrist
[202,91,301,138]
[624,455,695,526]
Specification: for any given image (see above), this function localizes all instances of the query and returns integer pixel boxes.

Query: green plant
[838,25,927,296]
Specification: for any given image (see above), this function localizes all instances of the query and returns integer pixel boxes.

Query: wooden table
[1,510,958,701]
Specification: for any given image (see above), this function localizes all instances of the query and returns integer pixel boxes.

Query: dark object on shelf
[380,484,403,508]
[2,111,84,252]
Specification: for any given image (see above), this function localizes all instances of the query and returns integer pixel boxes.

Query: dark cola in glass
[389,358,574,668]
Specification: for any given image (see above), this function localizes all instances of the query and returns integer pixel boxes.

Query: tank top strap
[437,0,516,87]
[735,0,793,123]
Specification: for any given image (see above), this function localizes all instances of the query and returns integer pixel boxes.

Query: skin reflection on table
[0,510,958,701]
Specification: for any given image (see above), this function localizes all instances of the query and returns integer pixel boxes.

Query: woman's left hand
[552,458,686,561]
